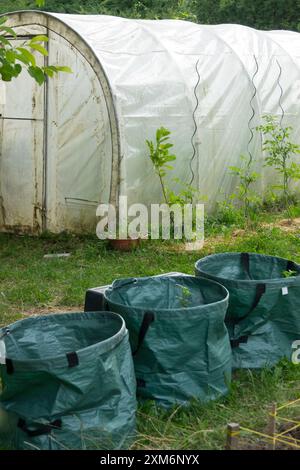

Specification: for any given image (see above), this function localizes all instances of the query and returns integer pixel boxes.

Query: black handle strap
[4,353,79,376]
[112,279,138,291]
[248,283,266,315]
[286,260,296,272]
[0,328,10,340]
[228,283,266,327]
[66,352,79,368]
[241,252,252,279]
[230,335,249,348]
[229,283,266,348]
[133,312,155,356]
[18,418,62,437]
[136,378,146,388]
[5,358,14,375]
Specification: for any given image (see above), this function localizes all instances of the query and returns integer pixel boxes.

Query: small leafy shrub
[146,127,176,204]
[166,177,204,206]
[206,200,244,231]
[146,127,203,206]
[216,201,244,226]
[146,127,205,240]
[257,115,300,213]
[262,189,298,213]
[229,155,261,220]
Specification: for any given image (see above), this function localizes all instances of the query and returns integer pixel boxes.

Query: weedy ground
[0,208,300,450]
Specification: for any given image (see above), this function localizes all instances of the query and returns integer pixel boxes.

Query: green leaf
[0,25,17,37]
[0,70,12,81]
[160,143,173,150]
[6,49,16,64]
[29,42,48,56]
[42,65,72,76]
[156,127,170,141]
[30,35,49,43]
[16,47,36,66]
[0,35,11,46]
[164,155,176,162]
[14,63,22,75]
[28,66,45,85]
[52,66,72,73]
[43,66,54,77]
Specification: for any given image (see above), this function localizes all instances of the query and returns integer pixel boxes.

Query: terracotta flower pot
[108,238,141,252]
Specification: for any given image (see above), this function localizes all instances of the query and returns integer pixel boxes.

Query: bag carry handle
[248,283,266,315]
[235,255,296,326]
[5,358,14,375]
[230,283,266,327]
[230,283,266,348]
[230,335,249,348]
[18,418,62,438]
[286,260,297,272]
[241,252,252,280]
[111,278,138,291]
[5,352,79,375]
[66,352,79,368]
[133,311,155,356]
[231,257,297,348]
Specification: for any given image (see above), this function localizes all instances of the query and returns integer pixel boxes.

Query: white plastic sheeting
[1,11,300,233]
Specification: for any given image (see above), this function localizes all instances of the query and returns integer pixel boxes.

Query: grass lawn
[0,213,300,450]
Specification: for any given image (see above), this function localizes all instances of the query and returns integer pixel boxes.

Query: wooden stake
[268,402,277,451]
[226,423,240,450]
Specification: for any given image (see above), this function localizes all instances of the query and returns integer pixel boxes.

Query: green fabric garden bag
[104,275,231,408]
[0,311,136,450]
[195,252,300,368]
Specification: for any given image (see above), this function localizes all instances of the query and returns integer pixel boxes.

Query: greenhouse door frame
[2,11,121,234]
[0,31,49,234]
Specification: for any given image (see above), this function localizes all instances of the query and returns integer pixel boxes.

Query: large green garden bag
[195,253,300,368]
[0,312,136,450]
[104,275,231,408]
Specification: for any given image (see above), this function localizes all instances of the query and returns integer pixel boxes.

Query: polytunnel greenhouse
[1,10,300,233]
